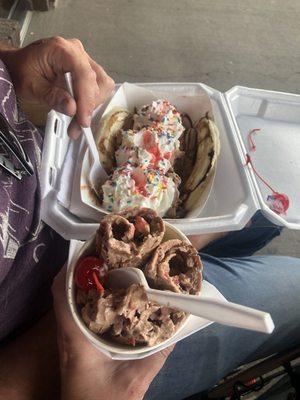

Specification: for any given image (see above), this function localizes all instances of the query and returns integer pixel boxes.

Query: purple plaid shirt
[0,60,68,341]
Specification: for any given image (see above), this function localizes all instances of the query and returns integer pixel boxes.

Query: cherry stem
[92,272,105,295]
[245,154,278,194]
[248,128,261,152]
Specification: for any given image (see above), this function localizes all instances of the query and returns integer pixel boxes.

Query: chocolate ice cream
[78,283,186,347]
[97,207,165,269]
[144,239,202,294]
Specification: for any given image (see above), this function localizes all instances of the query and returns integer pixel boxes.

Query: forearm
[0,310,60,400]
[0,43,20,85]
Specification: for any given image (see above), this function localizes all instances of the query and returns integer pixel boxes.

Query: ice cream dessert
[96,99,221,218]
[75,208,203,347]
[97,100,185,217]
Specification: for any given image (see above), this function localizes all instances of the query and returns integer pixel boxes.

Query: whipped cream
[102,165,178,216]
[115,128,177,173]
[101,99,185,216]
[133,99,185,139]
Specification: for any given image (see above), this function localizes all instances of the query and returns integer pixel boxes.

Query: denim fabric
[145,215,300,400]
[201,211,283,258]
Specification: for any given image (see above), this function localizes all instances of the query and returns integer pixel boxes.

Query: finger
[49,38,98,127]
[33,78,77,117]
[71,65,98,127]
[56,95,77,116]
[67,57,115,138]
[89,56,115,106]
[67,118,82,139]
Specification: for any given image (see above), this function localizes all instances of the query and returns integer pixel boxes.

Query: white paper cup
[66,221,199,356]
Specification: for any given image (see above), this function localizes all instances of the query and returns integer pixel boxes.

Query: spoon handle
[147,289,274,334]
[81,127,99,162]
[64,72,75,97]
[64,73,99,162]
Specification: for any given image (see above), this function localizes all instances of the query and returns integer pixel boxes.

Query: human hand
[1,37,115,138]
[52,266,173,400]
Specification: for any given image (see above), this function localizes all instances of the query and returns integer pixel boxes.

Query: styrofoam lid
[226,86,300,229]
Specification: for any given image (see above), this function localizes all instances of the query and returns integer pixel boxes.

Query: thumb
[41,83,77,117]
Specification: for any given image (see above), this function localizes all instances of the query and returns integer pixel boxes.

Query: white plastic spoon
[64,72,108,193]
[108,267,275,334]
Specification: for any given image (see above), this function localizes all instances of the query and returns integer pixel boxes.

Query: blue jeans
[145,213,300,399]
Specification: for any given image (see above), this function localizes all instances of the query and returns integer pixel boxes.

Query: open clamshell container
[41,83,300,239]
[40,83,300,360]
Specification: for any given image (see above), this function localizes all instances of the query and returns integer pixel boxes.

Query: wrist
[0,46,20,80]
[0,45,18,62]
[0,41,17,51]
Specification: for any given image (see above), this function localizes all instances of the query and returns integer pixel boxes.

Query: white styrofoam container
[40,83,300,240]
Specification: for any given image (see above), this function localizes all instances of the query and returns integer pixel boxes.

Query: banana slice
[96,108,133,174]
[179,116,220,213]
